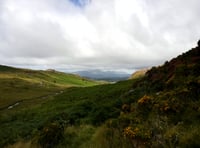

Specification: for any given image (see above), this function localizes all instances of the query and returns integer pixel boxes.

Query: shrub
[123,126,151,140]
[137,95,151,105]
[122,104,130,113]
[38,122,64,148]
[136,95,153,118]
[179,126,200,148]
[123,126,152,147]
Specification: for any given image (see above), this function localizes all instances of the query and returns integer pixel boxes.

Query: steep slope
[144,44,200,92]
[104,41,200,147]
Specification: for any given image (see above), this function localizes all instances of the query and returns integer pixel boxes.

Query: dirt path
[0,90,64,111]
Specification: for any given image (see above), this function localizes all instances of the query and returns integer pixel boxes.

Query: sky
[0,0,200,74]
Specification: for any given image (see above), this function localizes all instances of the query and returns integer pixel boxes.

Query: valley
[1,0,199,147]
[0,43,200,148]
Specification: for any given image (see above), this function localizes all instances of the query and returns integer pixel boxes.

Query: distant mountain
[74,69,130,81]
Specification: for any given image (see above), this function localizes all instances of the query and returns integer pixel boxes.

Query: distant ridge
[129,68,149,79]
[0,65,23,72]
[75,69,130,81]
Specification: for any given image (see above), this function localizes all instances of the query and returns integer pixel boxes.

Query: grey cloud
[0,0,200,72]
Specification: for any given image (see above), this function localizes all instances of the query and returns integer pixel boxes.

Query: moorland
[0,41,200,148]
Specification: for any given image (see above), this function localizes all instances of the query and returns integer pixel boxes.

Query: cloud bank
[0,0,200,73]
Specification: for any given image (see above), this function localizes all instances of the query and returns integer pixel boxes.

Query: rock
[8,106,13,109]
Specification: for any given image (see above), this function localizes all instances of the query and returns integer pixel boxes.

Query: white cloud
[0,0,200,73]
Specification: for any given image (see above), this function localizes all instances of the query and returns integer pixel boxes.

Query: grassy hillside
[1,79,136,147]
[0,65,100,87]
[0,65,100,110]
[0,41,200,148]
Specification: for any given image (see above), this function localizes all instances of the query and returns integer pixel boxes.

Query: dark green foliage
[0,65,20,72]
[90,105,120,125]
[38,122,64,148]
[188,81,200,100]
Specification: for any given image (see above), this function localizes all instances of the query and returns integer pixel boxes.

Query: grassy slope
[0,79,135,147]
[0,65,100,87]
[0,65,100,109]
[1,44,200,147]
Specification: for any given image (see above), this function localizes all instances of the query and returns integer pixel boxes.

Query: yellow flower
[138,95,151,105]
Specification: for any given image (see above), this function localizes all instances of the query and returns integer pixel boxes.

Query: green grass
[0,79,135,147]
[0,77,60,109]
[1,75,200,147]
[0,65,100,87]
[0,65,101,110]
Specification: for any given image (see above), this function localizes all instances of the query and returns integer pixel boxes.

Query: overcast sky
[0,0,200,73]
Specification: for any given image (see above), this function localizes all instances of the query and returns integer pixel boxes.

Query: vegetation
[1,41,200,147]
[0,65,100,109]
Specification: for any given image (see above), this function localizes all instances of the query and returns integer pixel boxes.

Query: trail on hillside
[0,90,64,111]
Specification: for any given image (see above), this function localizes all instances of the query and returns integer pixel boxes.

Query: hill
[129,68,149,79]
[0,65,100,109]
[144,44,200,92]
[0,41,200,148]
[0,65,21,72]
[0,65,100,87]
